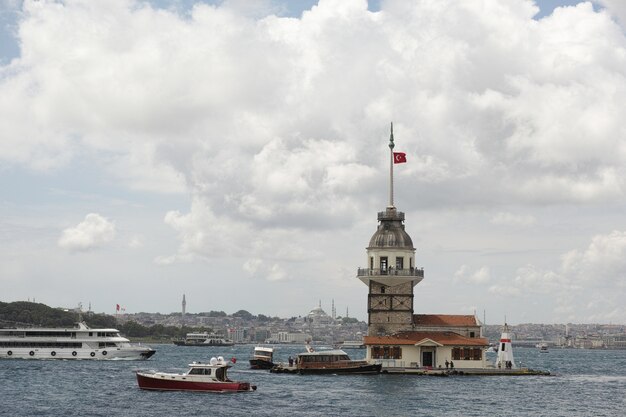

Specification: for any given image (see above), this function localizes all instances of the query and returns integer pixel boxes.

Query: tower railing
[356,267,424,278]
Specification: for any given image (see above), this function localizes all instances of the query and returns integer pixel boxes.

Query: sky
[1,0,626,325]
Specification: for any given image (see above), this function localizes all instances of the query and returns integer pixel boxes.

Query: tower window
[381,286,385,294]
[395,257,403,270]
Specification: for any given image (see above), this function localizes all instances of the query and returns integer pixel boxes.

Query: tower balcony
[357,267,424,278]
[356,268,424,286]
[357,267,424,287]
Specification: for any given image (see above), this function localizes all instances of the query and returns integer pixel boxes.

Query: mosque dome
[307,304,332,324]
[368,207,414,249]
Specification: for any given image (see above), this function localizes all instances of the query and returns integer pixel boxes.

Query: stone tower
[356,124,424,336]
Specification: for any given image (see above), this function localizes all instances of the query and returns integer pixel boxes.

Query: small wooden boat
[249,346,275,369]
[136,356,256,392]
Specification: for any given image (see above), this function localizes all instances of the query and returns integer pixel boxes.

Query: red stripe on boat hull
[136,372,251,392]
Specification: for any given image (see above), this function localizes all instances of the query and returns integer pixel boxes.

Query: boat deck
[269,364,298,374]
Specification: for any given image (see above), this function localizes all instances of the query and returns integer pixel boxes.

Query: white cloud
[491,212,536,226]
[488,231,626,322]
[488,285,521,297]
[595,0,626,28]
[561,230,626,288]
[58,213,116,251]
[455,265,491,284]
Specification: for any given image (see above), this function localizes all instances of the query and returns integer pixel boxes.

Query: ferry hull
[297,363,382,375]
[173,341,234,347]
[136,372,252,392]
[249,359,275,370]
[1,347,155,360]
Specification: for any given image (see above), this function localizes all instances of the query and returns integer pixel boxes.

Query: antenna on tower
[388,122,395,208]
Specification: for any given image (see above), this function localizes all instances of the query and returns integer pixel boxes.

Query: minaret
[182,294,186,316]
[356,123,424,336]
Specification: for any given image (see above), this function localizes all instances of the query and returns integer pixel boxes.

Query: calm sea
[1,344,625,417]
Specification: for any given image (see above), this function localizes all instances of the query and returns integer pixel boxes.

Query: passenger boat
[537,343,549,353]
[136,356,256,392]
[340,340,365,349]
[295,347,381,375]
[173,332,234,346]
[249,346,275,369]
[0,322,155,360]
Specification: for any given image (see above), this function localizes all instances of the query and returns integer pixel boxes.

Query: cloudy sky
[1,0,625,325]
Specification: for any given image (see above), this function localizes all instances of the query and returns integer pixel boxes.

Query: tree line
[0,301,209,339]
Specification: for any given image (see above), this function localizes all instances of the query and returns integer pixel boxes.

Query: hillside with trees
[0,301,208,340]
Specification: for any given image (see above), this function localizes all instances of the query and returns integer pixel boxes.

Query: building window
[371,346,402,359]
[452,347,461,360]
[469,332,475,338]
[452,347,482,360]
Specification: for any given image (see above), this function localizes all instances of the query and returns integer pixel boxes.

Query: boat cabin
[253,346,274,361]
[297,350,363,369]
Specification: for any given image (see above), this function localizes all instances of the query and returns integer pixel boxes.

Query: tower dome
[368,207,414,250]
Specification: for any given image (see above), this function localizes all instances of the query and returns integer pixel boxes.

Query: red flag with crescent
[393,152,407,164]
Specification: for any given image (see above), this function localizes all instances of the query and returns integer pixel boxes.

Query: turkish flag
[393,152,407,164]
[116,304,120,311]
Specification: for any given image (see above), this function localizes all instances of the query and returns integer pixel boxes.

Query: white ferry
[173,332,234,347]
[0,322,155,360]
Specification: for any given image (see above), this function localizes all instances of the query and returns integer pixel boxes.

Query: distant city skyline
[1,0,626,324]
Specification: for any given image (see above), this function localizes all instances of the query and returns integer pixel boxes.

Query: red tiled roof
[413,314,478,327]
[364,331,488,347]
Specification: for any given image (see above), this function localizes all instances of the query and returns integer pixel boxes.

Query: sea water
[1,344,625,417]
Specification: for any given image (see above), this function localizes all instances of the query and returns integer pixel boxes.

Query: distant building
[358,125,488,369]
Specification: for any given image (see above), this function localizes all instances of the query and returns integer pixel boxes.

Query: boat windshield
[189,368,212,375]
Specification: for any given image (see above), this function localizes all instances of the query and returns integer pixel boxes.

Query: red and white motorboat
[136,356,256,392]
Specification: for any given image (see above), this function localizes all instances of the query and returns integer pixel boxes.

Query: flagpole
[388,122,395,208]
